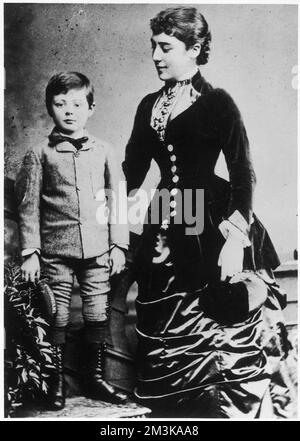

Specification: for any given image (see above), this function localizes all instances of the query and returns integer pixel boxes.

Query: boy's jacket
[15,129,129,259]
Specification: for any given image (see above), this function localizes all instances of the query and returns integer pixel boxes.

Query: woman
[123,7,290,418]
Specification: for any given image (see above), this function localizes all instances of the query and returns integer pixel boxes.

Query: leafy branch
[4,258,55,417]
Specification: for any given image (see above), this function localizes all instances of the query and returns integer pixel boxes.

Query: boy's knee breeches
[41,253,111,328]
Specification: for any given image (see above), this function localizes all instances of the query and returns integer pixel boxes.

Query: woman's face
[151,32,200,82]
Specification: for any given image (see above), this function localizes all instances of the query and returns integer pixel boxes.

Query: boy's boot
[84,320,127,404]
[48,344,66,410]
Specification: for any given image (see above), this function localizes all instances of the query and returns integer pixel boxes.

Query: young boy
[15,72,129,409]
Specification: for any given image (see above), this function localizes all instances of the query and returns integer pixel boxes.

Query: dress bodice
[149,70,217,187]
[150,72,201,142]
[123,71,256,225]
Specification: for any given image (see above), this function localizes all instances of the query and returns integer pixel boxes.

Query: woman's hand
[21,253,40,283]
[109,247,126,275]
[218,235,244,281]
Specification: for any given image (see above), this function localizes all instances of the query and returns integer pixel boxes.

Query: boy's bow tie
[49,133,89,150]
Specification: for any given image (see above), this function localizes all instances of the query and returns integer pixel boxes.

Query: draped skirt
[132,212,289,418]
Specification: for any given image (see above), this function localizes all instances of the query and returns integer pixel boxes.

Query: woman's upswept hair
[150,7,211,65]
[45,71,94,116]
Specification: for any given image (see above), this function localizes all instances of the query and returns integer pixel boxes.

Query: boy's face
[50,88,94,137]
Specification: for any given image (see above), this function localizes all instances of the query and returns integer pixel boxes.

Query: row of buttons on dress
[161,144,179,231]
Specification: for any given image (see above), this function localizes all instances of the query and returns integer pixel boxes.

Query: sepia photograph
[2,1,298,421]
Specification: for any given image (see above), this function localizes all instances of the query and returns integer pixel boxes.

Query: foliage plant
[4,259,55,417]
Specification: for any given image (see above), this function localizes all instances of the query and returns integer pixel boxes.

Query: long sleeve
[122,97,153,195]
[14,149,43,250]
[104,144,129,249]
[217,90,256,227]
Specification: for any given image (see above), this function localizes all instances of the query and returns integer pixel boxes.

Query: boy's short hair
[46,71,94,115]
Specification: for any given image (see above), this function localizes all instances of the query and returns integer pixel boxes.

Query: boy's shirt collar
[48,127,95,152]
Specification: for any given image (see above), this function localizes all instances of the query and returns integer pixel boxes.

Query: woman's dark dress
[123,71,288,418]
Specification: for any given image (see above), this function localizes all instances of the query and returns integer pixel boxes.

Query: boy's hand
[21,253,40,282]
[109,247,126,275]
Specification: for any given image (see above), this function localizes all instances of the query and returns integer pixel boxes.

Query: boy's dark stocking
[47,326,66,410]
[48,344,66,410]
[84,320,128,404]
